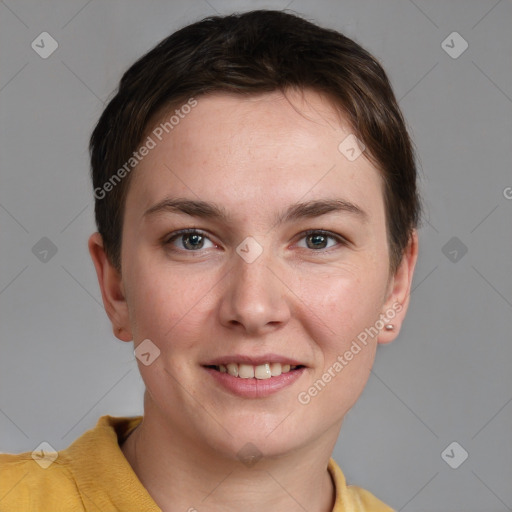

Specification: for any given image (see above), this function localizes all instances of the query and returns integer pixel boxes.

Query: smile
[206,362,303,379]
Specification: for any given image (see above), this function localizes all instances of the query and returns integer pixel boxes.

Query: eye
[296,230,348,251]
[164,229,216,251]
[163,228,348,253]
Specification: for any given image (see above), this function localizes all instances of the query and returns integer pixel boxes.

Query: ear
[378,230,419,344]
[88,232,132,342]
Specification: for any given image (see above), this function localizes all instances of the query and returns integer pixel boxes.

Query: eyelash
[163,228,348,253]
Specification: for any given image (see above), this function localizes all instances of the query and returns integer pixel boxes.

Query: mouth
[201,354,308,397]
[204,362,305,380]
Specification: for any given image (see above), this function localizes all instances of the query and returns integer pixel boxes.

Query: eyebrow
[143,197,368,224]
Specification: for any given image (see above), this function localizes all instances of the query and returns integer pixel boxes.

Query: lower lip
[203,366,307,398]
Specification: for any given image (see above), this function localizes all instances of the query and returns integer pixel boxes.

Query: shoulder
[345,484,396,512]
[329,458,395,512]
[0,415,145,512]
[0,451,82,511]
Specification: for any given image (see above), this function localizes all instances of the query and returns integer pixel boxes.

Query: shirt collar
[63,414,349,511]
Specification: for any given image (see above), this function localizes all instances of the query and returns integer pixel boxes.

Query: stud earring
[384,324,394,331]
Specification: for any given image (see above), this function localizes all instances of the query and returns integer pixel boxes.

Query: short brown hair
[90,9,422,274]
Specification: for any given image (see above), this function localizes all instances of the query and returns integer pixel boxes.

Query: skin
[89,89,418,512]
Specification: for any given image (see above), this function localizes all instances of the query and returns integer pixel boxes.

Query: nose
[218,244,291,336]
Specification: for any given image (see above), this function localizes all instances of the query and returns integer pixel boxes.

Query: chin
[200,416,315,462]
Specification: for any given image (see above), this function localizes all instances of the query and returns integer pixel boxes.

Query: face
[92,89,417,460]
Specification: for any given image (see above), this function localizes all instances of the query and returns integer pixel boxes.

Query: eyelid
[163,228,216,247]
[163,228,349,252]
[296,229,349,250]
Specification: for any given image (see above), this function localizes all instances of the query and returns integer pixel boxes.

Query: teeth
[254,363,271,380]
[270,362,282,377]
[238,364,255,379]
[226,363,238,377]
[215,362,299,379]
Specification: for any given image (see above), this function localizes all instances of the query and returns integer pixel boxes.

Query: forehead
[125,89,385,223]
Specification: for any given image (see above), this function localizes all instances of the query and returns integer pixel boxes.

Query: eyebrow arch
[143,197,368,224]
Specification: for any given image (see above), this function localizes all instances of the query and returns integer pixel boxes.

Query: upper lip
[202,354,306,366]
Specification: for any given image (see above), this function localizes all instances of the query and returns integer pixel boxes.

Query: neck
[121,398,338,512]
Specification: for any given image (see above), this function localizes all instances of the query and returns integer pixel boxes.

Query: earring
[384,324,394,331]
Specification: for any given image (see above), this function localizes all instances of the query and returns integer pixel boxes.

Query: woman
[0,9,420,511]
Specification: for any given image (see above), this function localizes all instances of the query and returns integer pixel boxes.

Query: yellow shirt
[0,415,394,511]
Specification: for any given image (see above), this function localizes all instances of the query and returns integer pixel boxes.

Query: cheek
[299,265,386,346]
[296,272,384,415]
[126,260,217,346]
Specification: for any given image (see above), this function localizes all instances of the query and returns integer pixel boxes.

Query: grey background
[1,1,511,510]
